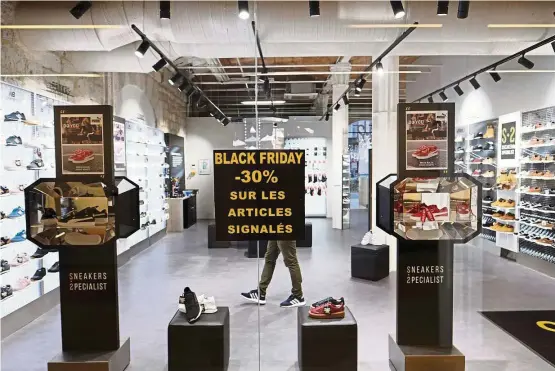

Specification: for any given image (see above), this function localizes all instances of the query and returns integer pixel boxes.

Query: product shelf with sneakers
[0,83,62,315]
[459,119,498,242]
[517,105,555,267]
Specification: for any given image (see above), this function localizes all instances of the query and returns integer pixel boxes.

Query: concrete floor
[2,211,555,371]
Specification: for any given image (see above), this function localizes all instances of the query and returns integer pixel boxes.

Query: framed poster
[405,110,449,170]
[500,121,516,160]
[54,105,114,184]
[199,159,211,175]
[113,116,126,171]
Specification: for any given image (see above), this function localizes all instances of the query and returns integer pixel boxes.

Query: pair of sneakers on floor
[241,289,306,308]
[178,287,218,323]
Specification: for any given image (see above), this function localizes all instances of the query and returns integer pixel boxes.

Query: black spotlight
[454,84,464,96]
[135,40,150,58]
[374,61,384,74]
[518,55,534,70]
[168,73,181,86]
[354,77,366,96]
[428,96,434,103]
[177,81,189,92]
[489,70,502,82]
[334,102,341,111]
[270,105,277,114]
[469,76,480,90]
[263,78,270,95]
[309,1,320,17]
[390,1,405,19]
[342,95,350,106]
[457,0,469,19]
[160,1,170,19]
[238,1,249,19]
[222,117,231,126]
[439,91,448,102]
[152,58,167,72]
[325,112,330,121]
[437,1,449,16]
[70,1,92,19]
[552,41,555,53]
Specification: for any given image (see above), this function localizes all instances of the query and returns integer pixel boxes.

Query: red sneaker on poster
[457,202,470,217]
[412,145,439,160]
[69,149,94,164]
[308,302,345,319]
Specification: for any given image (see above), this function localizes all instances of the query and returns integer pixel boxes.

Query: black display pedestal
[297,306,357,371]
[168,308,230,371]
[389,240,464,371]
[48,338,130,371]
[350,243,389,281]
[183,196,197,228]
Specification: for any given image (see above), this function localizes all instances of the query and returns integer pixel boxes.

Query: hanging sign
[500,121,516,160]
[213,150,305,240]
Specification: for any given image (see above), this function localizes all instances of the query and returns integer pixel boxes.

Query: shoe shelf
[521,143,555,149]
[492,217,517,223]
[516,191,555,197]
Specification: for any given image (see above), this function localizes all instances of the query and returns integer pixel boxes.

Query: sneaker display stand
[350,243,389,281]
[378,103,481,371]
[23,105,140,371]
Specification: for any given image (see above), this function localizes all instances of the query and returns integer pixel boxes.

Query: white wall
[185,116,332,219]
[407,56,555,125]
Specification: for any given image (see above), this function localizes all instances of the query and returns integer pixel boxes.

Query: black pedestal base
[298,306,357,371]
[389,335,464,371]
[48,338,130,371]
[351,243,389,281]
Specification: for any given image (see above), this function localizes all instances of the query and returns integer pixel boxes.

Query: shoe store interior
[1,1,555,371]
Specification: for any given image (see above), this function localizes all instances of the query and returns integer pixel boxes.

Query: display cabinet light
[489,69,502,82]
[428,96,434,103]
[439,91,448,102]
[334,102,341,111]
[168,73,181,86]
[437,1,449,16]
[160,1,170,20]
[238,1,249,20]
[390,1,405,19]
[135,40,150,58]
[517,55,535,70]
[454,84,464,96]
[469,76,481,90]
[152,58,167,72]
[457,0,470,19]
[309,1,320,17]
[342,95,350,106]
[69,1,92,19]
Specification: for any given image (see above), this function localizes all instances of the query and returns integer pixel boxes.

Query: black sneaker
[0,186,9,196]
[140,212,147,218]
[31,248,48,259]
[5,135,22,146]
[4,111,26,122]
[1,237,11,246]
[1,285,13,300]
[280,294,306,308]
[473,132,483,139]
[183,287,202,323]
[48,261,59,273]
[0,211,6,220]
[151,219,157,225]
[31,268,46,281]
[59,207,98,226]
[241,289,266,304]
[1,259,10,273]
[310,296,344,308]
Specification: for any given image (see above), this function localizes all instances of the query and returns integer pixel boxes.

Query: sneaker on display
[240,289,266,305]
[64,232,102,245]
[10,253,29,266]
[197,294,218,314]
[280,294,306,308]
[361,231,374,245]
[14,277,31,291]
[5,159,23,170]
[31,268,46,281]
[183,287,202,323]
[26,159,44,170]
[232,139,246,147]
[5,135,23,146]
[1,237,11,246]
[41,208,58,226]
[1,285,13,300]
[31,248,48,259]
[1,259,10,273]
[309,301,345,319]
[48,261,59,273]
[0,186,9,196]
[260,135,273,142]
[245,136,257,143]
[4,111,26,122]
[10,230,26,242]
[310,296,345,309]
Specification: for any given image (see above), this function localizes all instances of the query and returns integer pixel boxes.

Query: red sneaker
[457,202,470,216]
[427,204,448,217]
[410,206,436,222]
[69,149,94,164]
[308,302,345,319]
[412,145,439,160]
[406,203,424,214]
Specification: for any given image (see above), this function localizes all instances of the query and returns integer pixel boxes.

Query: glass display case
[24,178,139,248]
[377,174,482,241]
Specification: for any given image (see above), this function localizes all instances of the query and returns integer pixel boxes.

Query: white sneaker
[361,231,373,245]
[245,136,257,142]
[198,295,218,314]
[260,135,273,142]
[233,139,246,147]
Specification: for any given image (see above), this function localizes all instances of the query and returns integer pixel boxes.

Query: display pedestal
[48,338,130,371]
[389,335,464,371]
[167,197,185,232]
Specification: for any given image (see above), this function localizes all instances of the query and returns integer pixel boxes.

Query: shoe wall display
[284,137,328,218]
[517,105,555,266]
[0,83,62,318]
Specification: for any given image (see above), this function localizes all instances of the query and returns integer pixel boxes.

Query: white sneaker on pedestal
[361,231,374,246]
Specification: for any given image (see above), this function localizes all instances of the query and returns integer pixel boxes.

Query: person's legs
[258,241,280,296]
[278,240,303,298]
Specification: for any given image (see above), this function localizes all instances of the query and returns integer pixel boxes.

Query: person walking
[241,240,305,308]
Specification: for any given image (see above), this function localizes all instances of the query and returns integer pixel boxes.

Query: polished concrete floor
[2,211,555,371]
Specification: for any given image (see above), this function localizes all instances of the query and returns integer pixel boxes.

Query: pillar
[371,56,399,270]
[330,62,351,229]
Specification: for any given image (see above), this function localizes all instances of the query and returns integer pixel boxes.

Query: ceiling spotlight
[428,96,434,103]
[152,58,167,72]
[197,97,207,109]
[457,0,469,19]
[454,84,464,96]
[390,1,405,19]
[135,40,150,58]
[160,1,170,20]
[439,91,448,102]
[70,1,92,19]
[309,1,320,17]
[437,1,449,16]
[517,55,534,70]
[342,95,350,106]
[354,77,366,96]
[168,73,181,86]
[469,76,480,90]
[238,1,250,20]
[334,103,341,111]
[489,69,501,82]
[552,41,555,53]
[325,112,330,121]
[374,61,384,75]
[177,81,188,92]
[222,117,230,126]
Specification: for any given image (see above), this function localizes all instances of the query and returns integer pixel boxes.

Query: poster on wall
[199,159,211,175]
[405,110,448,170]
[500,121,516,160]
[60,113,105,175]
[164,133,185,197]
[113,116,126,171]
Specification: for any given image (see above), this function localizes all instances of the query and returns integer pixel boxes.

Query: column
[330,62,351,229]
[371,56,399,270]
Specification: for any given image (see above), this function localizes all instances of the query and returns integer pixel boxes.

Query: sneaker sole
[309,311,345,319]
[281,301,306,308]
[241,295,266,305]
